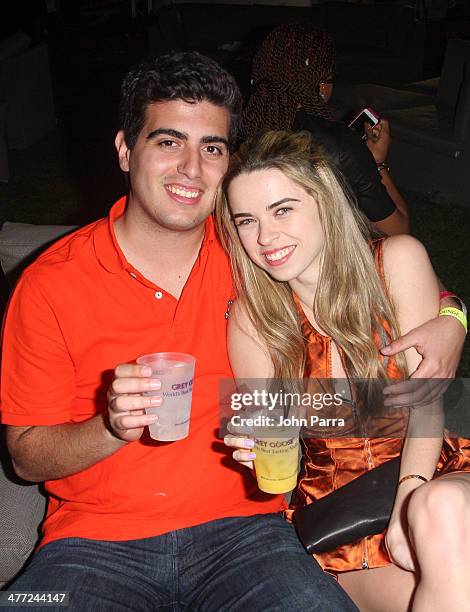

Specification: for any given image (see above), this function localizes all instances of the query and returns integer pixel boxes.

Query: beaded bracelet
[376,161,390,173]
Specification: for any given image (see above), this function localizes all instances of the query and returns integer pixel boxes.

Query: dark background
[0,0,469,373]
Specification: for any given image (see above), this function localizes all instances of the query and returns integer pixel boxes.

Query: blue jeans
[4,514,357,611]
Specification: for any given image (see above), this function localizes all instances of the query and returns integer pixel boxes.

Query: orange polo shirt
[1,197,284,547]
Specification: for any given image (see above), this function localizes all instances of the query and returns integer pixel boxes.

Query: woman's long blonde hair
[216,130,406,381]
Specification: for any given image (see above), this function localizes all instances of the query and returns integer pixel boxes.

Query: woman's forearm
[378,169,410,234]
[394,402,444,510]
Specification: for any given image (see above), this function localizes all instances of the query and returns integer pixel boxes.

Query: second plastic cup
[253,428,300,494]
[249,405,302,494]
[136,352,196,441]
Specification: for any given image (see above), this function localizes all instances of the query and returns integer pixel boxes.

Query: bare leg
[339,564,416,612]
[339,472,470,612]
[407,472,470,611]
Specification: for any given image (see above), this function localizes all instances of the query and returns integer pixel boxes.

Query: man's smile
[165,183,203,204]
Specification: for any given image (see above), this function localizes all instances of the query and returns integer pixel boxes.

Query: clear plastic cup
[136,352,196,441]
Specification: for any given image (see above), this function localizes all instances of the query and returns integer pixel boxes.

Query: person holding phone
[241,22,410,236]
[348,107,380,138]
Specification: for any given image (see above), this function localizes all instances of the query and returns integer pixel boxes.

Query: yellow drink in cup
[253,431,300,494]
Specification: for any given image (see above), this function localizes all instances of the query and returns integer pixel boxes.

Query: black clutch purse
[292,457,400,554]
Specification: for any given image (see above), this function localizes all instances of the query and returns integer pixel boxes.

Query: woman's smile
[261,245,297,266]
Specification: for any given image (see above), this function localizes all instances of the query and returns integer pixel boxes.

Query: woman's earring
[319,89,325,100]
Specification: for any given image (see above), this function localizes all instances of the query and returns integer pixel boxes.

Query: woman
[241,22,409,235]
[219,130,470,612]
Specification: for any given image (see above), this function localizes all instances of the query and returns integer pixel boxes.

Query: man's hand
[5,364,164,481]
[381,315,466,406]
[107,364,162,442]
[382,315,465,378]
[365,118,391,163]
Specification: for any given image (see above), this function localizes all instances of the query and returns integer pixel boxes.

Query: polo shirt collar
[94,196,216,275]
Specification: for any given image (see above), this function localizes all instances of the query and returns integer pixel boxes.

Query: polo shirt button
[155,291,163,299]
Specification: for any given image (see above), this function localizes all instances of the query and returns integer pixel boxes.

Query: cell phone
[348,107,380,138]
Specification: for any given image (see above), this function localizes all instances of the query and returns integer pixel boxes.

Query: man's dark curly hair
[119,52,243,150]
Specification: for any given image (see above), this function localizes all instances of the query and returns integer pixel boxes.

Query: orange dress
[285,239,470,573]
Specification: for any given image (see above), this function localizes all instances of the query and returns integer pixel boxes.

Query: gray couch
[0,222,75,589]
[0,442,46,590]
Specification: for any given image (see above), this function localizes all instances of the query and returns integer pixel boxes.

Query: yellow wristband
[439,307,467,333]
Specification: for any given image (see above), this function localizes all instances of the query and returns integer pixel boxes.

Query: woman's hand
[107,363,162,442]
[224,433,256,470]
[365,118,391,163]
[385,515,416,572]
[385,480,422,572]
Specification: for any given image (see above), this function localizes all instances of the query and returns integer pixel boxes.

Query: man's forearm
[7,414,126,482]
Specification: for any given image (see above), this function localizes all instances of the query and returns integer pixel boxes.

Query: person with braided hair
[241,22,410,235]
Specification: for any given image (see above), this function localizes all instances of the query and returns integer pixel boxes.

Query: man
[1,52,357,611]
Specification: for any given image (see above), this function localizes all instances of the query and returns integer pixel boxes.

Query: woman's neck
[288,266,320,311]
